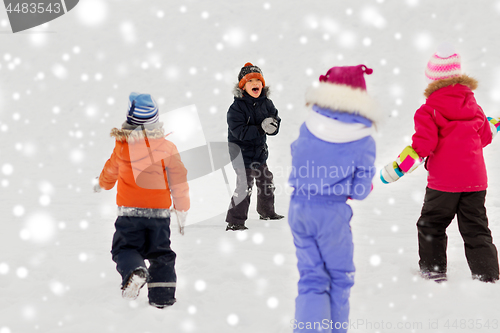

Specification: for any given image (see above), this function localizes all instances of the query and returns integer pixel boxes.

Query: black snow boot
[226,224,248,231]
[472,274,499,283]
[149,298,176,309]
[259,213,284,220]
[420,271,447,283]
[122,267,148,300]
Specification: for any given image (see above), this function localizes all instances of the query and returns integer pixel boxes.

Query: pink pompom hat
[319,64,373,90]
[305,64,382,125]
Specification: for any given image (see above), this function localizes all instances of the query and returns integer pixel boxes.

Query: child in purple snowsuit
[288,65,381,333]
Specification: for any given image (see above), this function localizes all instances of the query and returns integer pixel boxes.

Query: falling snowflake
[370,255,382,266]
[22,212,56,244]
[16,267,28,279]
[194,280,207,292]
[252,233,264,244]
[267,297,279,309]
[76,0,108,27]
[227,314,239,326]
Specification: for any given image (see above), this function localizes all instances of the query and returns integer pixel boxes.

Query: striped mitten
[396,146,424,173]
[488,117,500,139]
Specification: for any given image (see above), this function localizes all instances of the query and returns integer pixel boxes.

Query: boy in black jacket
[226,62,284,231]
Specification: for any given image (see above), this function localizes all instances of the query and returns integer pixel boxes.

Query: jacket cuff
[257,125,266,135]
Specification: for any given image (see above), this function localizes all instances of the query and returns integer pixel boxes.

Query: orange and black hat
[238,62,265,89]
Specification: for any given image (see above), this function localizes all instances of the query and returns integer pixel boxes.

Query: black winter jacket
[227,85,281,169]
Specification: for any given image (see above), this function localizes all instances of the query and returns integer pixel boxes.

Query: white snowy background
[2,0,500,332]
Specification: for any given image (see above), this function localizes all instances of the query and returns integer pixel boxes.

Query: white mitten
[93,177,102,193]
[174,210,188,235]
[261,117,278,134]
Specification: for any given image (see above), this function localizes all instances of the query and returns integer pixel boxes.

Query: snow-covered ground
[2,1,500,332]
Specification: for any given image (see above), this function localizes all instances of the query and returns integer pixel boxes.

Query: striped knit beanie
[425,42,461,82]
[238,62,265,89]
[126,92,159,126]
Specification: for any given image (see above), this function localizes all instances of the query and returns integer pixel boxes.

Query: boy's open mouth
[252,87,260,93]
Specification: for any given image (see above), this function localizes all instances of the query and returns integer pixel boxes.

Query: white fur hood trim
[305,82,382,125]
[305,109,373,143]
[110,122,166,143]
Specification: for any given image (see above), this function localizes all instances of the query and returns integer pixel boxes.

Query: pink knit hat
[319,64,373,91]
[425,42,461,82]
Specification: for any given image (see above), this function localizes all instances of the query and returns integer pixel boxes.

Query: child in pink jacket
[381,43,500,283]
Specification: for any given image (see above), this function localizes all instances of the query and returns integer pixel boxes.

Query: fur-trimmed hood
[110,122,166,143]
[424,74,478,98]
[305,82,382,126]
[423,74,482,122]
[233,83,270,98]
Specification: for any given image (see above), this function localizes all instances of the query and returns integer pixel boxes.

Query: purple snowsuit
[288,106,376,333]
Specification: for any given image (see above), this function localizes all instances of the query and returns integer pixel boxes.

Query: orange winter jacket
[98,125,190,211]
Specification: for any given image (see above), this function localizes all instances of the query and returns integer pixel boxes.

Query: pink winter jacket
[412,75,492,192]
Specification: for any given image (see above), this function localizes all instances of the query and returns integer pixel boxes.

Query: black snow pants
[111,215,176,304]
[417,187,499,281]
[226,163,276,225]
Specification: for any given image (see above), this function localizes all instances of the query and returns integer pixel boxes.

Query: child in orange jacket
[95,92,190,308]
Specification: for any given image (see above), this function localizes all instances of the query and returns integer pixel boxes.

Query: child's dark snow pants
[288,195,355,333]
[226,163,276,225]
[417,187,499,281]
[111,215,176,304]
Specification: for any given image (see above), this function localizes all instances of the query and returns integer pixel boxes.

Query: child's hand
[93,177,102,193]
[487,117,500,139]
[380,146,423,184]
[174,210,188,235]
[261,117,278,135]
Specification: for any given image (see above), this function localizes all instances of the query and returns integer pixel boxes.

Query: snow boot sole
[122,268,148,300]
[226,224,248,231]
[259,214,284,220]
[149,298,176,309]
[472,274,498,283]
[421,271,447,283]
